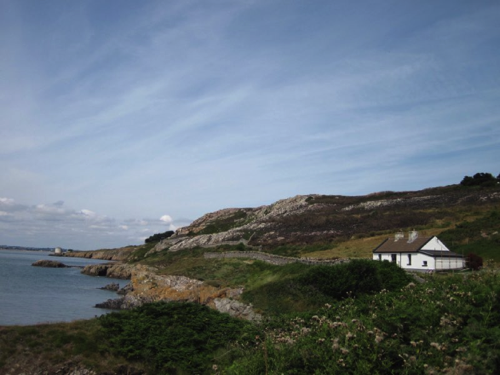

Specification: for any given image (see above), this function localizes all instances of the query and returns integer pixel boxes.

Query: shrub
[99,302,255,374]
[299,260,411,300]
[460,172,497,187]
[466,253,483,270]
[222,271,500,374]
[145,231,174,244]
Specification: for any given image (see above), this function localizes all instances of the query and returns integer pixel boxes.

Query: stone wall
[204,251,349,266]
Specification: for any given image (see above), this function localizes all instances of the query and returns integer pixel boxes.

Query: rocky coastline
[86,263,261,321]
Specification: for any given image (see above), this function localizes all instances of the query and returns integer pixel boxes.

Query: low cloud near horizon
[0,197,185,250]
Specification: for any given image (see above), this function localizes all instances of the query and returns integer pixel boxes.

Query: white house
[373,231,465,271]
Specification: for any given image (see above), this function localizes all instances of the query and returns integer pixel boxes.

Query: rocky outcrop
[32,260,69,268]
[117,282,134,295]
[150,195,318,253]
[95,294,153,310]
[94,265,261,321]
[81,263,136,279]
[99,282,120,291]
[213,298,260,321]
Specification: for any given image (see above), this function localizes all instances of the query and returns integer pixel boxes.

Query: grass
[302,228,452,260]
[438,210,500,262]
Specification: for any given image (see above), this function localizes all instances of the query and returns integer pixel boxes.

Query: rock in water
[32,259,68,268]
[99,282,120,291]
[95,298,125,309]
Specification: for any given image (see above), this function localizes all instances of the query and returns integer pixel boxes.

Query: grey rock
[99,282,120,291]
[32,260,68,268]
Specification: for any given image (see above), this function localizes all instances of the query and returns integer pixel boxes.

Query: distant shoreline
[0,247,54,253]
[0,247,53,252]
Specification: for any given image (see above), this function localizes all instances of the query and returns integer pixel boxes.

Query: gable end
[373,238,389,253]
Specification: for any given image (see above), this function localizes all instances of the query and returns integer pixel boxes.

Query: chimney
[407,230,418,243]
[394,232,404,242]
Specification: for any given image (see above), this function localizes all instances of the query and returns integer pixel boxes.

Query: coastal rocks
[81,263,136,279]
[95,294,152,310]
[62,246,137,261]
[94,265,261,321]
[32,260,68,268]
[117,282,134,295]
[128,267,261,320]
[99,282,120,291]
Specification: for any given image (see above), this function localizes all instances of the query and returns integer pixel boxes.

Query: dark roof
[373,236,433,253]
[419,250,464,258]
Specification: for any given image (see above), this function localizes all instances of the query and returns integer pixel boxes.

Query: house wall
[421,237,449,251]
[373,252,465,271]
[373,253,435,270]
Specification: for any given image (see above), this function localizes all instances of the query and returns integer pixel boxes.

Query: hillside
[2,183,500,374]
[151,184,500,257]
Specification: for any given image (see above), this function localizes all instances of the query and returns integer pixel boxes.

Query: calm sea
[0,250,124,326]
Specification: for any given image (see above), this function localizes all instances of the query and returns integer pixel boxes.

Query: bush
[466,253,483,270]
[460,172,498,187]
[223,271,500,374]
[299,260,411,300]
[99,302,255,374]
[145,231,174,244]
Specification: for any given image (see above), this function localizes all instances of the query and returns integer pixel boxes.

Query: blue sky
[1,0,499,249]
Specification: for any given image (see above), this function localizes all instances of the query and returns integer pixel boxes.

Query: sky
[1,0,499,250]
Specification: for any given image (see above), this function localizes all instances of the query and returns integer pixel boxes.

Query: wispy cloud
[0,197,180,250]
[1,0,499,248]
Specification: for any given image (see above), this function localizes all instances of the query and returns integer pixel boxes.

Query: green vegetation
[0,319,141,373]
[2,263,499,373]
[219,270,500,374]
[460,172,499,187]
[196,210,252,235]
[3,183,500,374]
[145,230,174,244]
[262,243,334,257]
[243,260,411,314]
[438,210,500,262]
[100,302,256,374]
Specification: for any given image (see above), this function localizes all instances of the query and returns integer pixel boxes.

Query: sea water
[0,250,124,326]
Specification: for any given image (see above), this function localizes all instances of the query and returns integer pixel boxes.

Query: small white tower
[54,247,62,254]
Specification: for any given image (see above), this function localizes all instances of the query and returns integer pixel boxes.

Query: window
[391,254,397,263]
[423,261,428,267]
[407,254,412,266]
[378,254,382,261]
